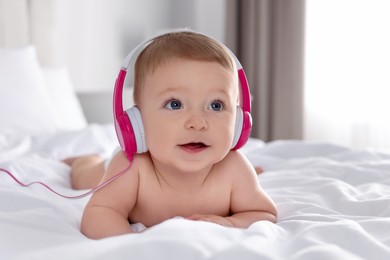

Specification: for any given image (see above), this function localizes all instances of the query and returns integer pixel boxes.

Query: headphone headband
[120,29,251,112]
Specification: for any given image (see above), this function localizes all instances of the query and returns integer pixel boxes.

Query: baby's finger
[185,214,206,220]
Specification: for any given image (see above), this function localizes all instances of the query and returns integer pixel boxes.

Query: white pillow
[0,46,58,135]
[42,67,87,130]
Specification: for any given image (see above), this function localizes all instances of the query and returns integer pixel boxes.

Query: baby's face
[138,58,238,173]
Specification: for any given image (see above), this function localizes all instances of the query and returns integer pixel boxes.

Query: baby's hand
[185,214,234,227]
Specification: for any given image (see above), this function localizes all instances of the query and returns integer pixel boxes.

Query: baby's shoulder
[108,150,150,167]
[220,150,251,166]
[105,151,152,179]
[215,150,255,178]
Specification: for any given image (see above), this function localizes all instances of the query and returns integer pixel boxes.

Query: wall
[58,0,226,93]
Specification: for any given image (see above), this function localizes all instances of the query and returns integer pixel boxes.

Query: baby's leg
[63,155,105,190]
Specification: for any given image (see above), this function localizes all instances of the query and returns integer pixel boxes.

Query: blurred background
[1,0,390,149]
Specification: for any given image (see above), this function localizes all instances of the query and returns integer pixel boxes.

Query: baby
[68,31,277,239]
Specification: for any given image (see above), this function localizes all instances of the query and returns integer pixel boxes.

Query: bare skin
[64,155,263,190]
[68,58,276,239]
[67,150,275,238]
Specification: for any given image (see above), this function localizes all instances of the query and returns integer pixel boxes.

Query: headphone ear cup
[125,106,148,153]
[114,111,137,159]
[232,106,244,149]
[232,106,252,150]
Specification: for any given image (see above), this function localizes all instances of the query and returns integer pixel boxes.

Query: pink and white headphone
[113,30,252,161]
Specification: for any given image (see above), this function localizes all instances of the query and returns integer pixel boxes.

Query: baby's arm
[226,152,277,227]
[80,152,138,239]
[226,155,277,228]
[188,151,277,228]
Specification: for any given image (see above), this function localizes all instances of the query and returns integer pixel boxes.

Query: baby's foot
[62,157,81,166]
[254,166,264,175]
[62,154,101,166]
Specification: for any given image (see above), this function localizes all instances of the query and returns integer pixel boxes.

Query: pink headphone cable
[0,163,132,199]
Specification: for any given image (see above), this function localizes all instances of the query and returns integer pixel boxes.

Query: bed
[2,47,390,260]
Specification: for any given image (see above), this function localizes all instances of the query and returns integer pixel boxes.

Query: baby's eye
[208,100,224,111]
[165,100,182,110]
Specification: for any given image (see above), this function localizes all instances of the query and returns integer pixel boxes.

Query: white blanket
[1,124,390,260]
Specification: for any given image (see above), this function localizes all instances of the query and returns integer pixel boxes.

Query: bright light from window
[304,0,390,148]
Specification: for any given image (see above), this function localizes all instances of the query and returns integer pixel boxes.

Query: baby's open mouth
[179,142,209,152]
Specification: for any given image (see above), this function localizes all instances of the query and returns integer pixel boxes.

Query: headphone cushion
[125,107,148,153]
[232,106,243,149]
[232,107,252,150]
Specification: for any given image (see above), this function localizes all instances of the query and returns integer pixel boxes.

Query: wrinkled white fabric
[1,125,390,260]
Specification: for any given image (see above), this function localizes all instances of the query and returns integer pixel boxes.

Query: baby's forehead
[135,57,238,105]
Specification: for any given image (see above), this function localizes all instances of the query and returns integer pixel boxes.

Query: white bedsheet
[1,124,390,260]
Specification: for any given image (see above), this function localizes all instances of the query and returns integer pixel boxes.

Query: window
[304,0,390,148]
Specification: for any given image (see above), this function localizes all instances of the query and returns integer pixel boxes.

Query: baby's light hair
[133,31,236,105]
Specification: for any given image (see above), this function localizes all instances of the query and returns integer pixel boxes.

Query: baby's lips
[180,142,207,149]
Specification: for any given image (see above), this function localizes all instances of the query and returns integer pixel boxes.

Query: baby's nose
[185,115,208,131]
